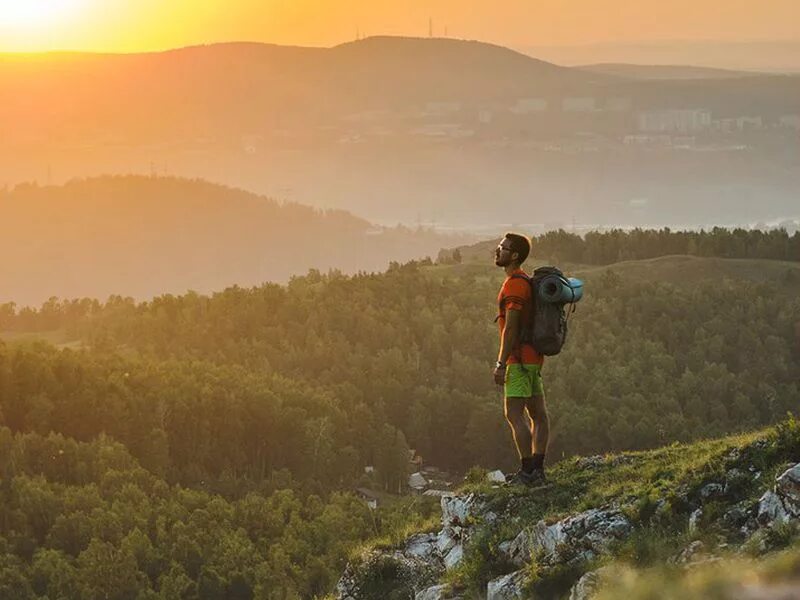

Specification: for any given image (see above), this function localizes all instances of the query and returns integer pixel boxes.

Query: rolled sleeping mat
[538,275,583,304]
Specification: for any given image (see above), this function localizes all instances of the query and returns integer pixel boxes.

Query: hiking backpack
[512,267,577,356]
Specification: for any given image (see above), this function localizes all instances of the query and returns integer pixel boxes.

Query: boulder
[405,533,440,561]
[487,570,527,600]
[756,490,788,526]
[441,494,477,527]
[775,463,800,515]
[487,470,507,484]
[436,493,487,570]
[334,550,442,600]
[505,507,632,567]
[443,543,464,570]
[755,463,800,528]
[700,482,724,500]
[569,566,615,600]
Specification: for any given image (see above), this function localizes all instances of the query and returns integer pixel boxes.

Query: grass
[407,419,799,597]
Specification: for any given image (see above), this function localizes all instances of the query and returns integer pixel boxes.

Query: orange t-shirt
[497,269,544,365]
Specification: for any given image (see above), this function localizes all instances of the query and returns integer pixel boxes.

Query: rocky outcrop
[486,570,527,600]
[334,493,488,600]
[335,458,799,600]
[504,507,632,568]
[756,463,800,527]
[334,550,442,600]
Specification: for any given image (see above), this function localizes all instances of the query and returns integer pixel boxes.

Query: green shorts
[504,363,544,398]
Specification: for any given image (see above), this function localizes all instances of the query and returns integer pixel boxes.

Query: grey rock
[689,508,703,533]
[775,463,800,515]
[441,494,476,527]
[757,490,789,526]
[405,533,440,561]
[415,584,449,600]
[505,507,632,568]
[487,570,527,600]
[487,470,506,484]
[700,482,724,500]
[436,528,458,556]
[443,543,464,570]
[569,566,615,600]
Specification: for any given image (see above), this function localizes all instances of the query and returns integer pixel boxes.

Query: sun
[0,0,83,28]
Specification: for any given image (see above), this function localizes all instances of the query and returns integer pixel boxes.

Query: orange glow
[0,0,797,53]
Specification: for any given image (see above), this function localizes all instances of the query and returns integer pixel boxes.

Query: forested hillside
[0,176,471,306]
[1,230,799,597]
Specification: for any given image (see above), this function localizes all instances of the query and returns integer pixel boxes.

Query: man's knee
[527,395,549,423]
[504,398,525,425]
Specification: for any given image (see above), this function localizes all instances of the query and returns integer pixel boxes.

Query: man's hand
[493,364,506,386]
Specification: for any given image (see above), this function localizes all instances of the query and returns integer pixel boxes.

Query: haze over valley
[2,37,799,233]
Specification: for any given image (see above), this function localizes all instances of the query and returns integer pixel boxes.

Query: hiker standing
[493,233,549,484]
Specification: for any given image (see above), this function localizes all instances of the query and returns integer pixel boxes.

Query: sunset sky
[0,0,798,53]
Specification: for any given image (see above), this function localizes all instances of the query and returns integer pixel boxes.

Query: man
[493,233,550,485]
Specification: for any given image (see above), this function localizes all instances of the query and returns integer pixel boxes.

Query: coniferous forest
[1,228,799,598]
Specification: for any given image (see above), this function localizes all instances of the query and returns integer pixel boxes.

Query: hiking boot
[505,469,537,486]
[505,468,547,487]
[527,468,547,485]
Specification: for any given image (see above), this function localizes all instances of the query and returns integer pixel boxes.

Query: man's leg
[504,396,533,460]
[525,394,549,471]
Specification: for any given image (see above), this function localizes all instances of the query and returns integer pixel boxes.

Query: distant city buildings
[562,97,596,112]
[636,109,712,133]
[717,116,763,132]
[510,98,548,113]
[779,114,800,130]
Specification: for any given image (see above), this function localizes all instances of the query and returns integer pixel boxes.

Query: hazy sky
[0,0,798,53]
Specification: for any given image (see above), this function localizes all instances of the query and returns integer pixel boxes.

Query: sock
[521,456,536,473]
[532,453,546,470]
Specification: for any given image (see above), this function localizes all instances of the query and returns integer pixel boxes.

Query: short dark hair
[504,232,531,264]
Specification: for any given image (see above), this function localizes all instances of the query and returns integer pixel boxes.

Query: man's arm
[494,308,521,385]
[498,308,521,365]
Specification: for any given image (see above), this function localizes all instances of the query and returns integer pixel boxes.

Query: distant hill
[576,63,758,80]
[519,39,800,72]
[0,175,473,305]
[1,37,799,229]
[0,37,607,146]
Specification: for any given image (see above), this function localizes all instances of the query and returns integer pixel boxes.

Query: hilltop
[334,418,800,599]
[0,37,606,146]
